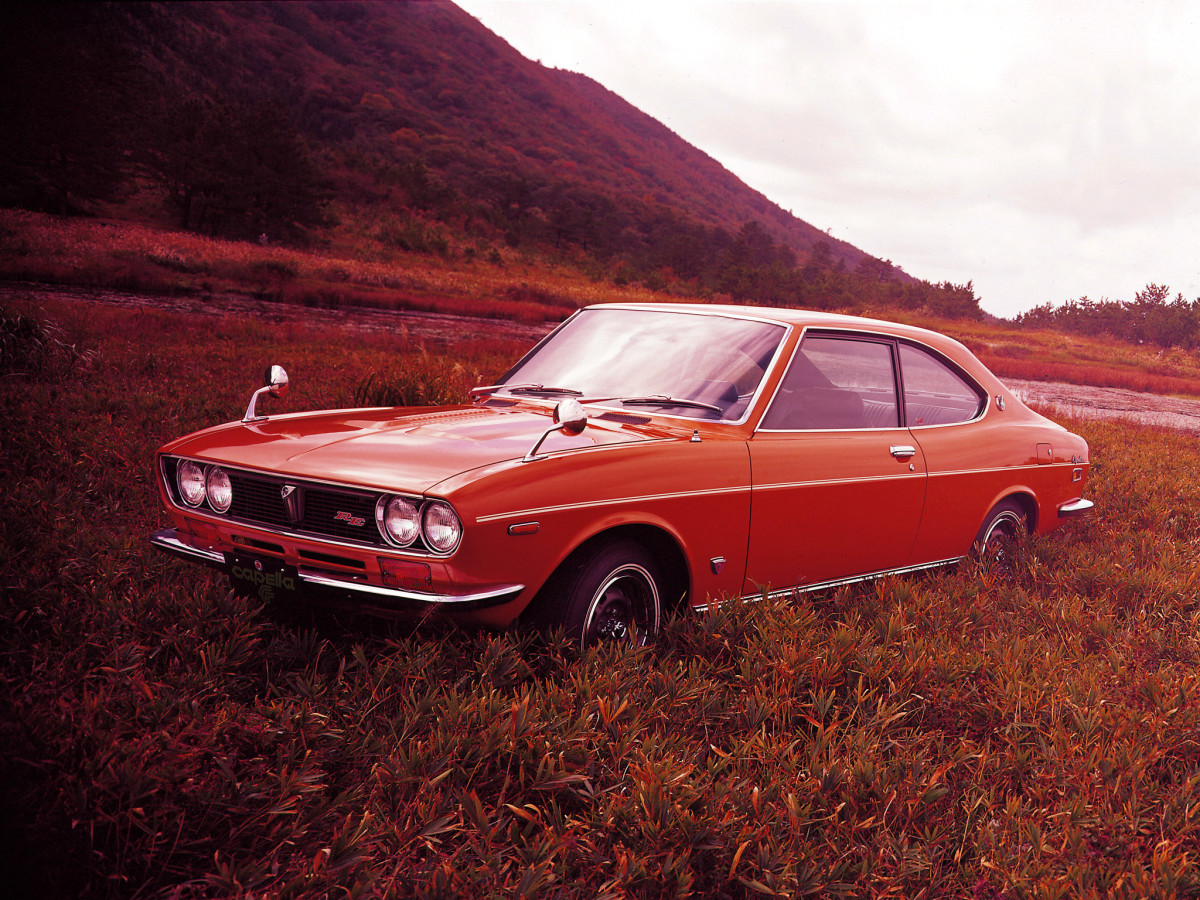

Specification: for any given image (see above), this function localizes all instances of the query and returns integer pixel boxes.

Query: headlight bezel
[421,500,464,554]
[377,494,463,555]
[206,466,233,513]
[174,459,235,513]
[376,494,422,548]
[176,459,208,508]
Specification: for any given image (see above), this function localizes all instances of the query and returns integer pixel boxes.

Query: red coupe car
[151,303,1093,645]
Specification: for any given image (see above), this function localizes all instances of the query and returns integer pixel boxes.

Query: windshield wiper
[471,383,583,398]
[619,395,724,414]
[507,384,584,396]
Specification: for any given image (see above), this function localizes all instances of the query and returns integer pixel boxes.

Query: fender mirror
[524,399,588,461]
[243,365,290,422]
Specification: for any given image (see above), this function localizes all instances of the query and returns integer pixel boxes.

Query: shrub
[354,360,475,407]
[0,305,93,379]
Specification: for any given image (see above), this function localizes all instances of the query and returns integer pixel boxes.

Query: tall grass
[2,299,1200,897]
[7,208,1200,401]
[0,209,670,327]
[0,303,95,379]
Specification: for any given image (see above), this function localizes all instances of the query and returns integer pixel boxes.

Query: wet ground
[0,281,555,345]
[6,281,1198,433]
[1007,377,1200,435]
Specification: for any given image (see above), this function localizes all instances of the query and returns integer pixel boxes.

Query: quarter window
[899,343,984,426]
[761,335,899,430]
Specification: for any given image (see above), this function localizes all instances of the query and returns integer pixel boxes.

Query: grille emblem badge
[280,484,301,523]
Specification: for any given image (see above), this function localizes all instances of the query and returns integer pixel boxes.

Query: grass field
[4,208,1200,402]
[3,295,1200,898]
[0,209,662,328]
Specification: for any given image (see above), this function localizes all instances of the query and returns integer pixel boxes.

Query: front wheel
[973,499,1027,575]
[543,541,663,648]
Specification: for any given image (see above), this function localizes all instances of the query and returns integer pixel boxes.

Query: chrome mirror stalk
[243,365,290,422]
[523,399,587,462]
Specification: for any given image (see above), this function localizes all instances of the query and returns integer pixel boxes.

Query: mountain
[2,1,984,315]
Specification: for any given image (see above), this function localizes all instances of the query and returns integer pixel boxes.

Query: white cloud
[457,0,1200,316]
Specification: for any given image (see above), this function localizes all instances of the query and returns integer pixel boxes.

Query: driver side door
[744,332,927,593]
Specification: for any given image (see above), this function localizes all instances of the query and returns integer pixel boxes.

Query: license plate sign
[226,554,300,603]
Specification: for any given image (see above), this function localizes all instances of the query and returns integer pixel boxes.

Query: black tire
[973,499,1027,575]
[547,540,663,648]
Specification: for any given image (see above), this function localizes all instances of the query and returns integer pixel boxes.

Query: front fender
[444,438,753,615]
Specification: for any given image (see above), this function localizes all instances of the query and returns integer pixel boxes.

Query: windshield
[497,307,787,421]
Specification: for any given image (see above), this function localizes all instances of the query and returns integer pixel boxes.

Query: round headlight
[177,459,207,507]
[379,495,421,547]
[422,501,462,553]
[206,466,232,513]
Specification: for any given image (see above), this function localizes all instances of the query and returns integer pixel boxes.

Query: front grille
[171,459,387,547]
[164,456,447,554]
[228,471,290,528]
[302,488,378,542]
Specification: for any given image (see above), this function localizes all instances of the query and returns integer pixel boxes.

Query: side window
[899,343,984,426]
[761,335,899,429]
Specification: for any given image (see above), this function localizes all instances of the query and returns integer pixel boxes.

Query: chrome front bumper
[149,528,524,609]
[1057,497,1095,519]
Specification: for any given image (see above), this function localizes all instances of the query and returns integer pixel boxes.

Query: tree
[143,95,330,240]
[1131,284,1196,348]
[0,4,146,213]
[802,240,834,283]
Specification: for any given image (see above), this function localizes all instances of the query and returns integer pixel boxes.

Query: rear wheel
[542,540,663,648]
[973,499,1027,575]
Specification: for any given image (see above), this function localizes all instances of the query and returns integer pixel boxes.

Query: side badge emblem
[710,556,727,575]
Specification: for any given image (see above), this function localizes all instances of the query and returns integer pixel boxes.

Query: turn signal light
[379,558,432,591]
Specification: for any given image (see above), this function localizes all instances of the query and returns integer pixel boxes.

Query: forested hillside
[0,0,984,318]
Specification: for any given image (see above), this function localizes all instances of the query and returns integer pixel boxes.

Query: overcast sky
[454,0,1200,318]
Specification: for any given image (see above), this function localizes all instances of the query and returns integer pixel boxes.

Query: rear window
[899,343,984,426]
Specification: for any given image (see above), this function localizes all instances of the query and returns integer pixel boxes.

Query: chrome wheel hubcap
[585,564,659,645]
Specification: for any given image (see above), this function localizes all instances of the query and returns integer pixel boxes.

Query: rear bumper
[149,528,524,610]
[1057,497,1095,519]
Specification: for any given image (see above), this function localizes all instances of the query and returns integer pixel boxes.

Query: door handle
[890,445,917,459]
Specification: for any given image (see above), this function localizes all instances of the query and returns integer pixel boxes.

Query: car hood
[162,404,659,493]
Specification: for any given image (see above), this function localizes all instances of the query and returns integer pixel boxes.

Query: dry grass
[3,299,1200,897]
[5,208,1199,403]
[928,313,1200,400]
[0,209,671,326]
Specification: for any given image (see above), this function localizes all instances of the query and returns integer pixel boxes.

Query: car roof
[583,302,959,344]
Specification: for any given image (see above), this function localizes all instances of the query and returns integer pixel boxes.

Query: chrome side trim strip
[692,557,963,613]
[481,462,1087,525]
[476,483,751,524]
[752,473,920,493]
[1057,497,1095,518]
[926,462,1079,479]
